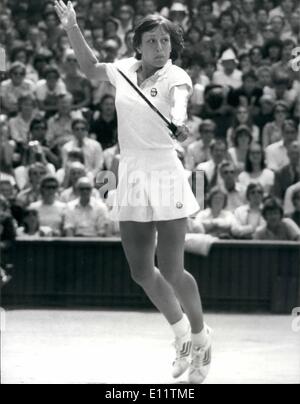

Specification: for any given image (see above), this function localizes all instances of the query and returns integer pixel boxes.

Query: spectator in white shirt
[186,120,216,171]
[35,65,67,118]
[29,175,66,236]
[192,187,236,239]
[59,162,99,203]
[62,118,104,178]
[0,61,36,116]
[213,49,243,90]
[234,183,266,239]
[266,119,299,172]
[8,93,38,146]
[197,138,228,191]
[64,177,109,237]
[238,142,275,196]
[219,161,245,212]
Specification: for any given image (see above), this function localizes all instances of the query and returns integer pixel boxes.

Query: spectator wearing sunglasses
[29,175,66,236]
[64,177,109,237]
[0,62,36,116]
[62,118,104,177]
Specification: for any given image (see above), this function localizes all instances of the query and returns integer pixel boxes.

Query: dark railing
[2,238,300,313]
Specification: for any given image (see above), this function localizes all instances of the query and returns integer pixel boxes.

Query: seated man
[273,141,300,201]
[219,161,245,213]
[265,119,298,172]
[17,163,48,207]
[197,139,228,191]
[185,120,215,171]
[254,197,300,241]
[64,177,109,237]
[59,162,100,203]
[234,183,266,239]
[62,118,104,178]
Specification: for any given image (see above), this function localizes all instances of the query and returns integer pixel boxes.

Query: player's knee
[161,267,182,287]
[130,266,154,286]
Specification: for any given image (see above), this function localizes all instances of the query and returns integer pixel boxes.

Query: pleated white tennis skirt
[109,148,200,222]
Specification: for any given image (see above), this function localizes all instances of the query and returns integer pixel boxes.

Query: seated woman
[226,105,259,147]
[238,142,275,196]
[254,197,300,241]
[261,101,289,149]
[192,187,236,239]
[17,208,53,238]
[234,183,266,239]
[35,65,67,119]
[228,125,253,174]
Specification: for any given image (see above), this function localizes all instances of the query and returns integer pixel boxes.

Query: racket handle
[168,122,178,136]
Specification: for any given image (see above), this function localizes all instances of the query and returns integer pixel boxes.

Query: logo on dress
[150,88,158,97]
[176,202,184,209]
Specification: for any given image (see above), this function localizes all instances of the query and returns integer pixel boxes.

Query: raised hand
[54,0,77,31]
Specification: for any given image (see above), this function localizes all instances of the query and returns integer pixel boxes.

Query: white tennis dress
[105,57,200,222]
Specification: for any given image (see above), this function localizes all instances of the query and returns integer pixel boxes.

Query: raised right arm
[54,1,109,82]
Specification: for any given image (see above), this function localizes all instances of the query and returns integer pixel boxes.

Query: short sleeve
[168,65,193,95]
[105,58,137,88]
[105,63,118,87]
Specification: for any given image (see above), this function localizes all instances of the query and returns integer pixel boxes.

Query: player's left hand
[174,125,190,143]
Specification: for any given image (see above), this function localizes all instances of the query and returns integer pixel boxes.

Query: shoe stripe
[179,341,192,358]
[202,348,211,366]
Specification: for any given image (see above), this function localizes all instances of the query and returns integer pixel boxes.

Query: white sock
[192,325,208,347]
[171,314,190,338]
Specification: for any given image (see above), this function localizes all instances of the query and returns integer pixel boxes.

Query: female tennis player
[55,0,212,384]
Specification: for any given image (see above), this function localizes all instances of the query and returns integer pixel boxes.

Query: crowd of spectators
[1,0,300,254]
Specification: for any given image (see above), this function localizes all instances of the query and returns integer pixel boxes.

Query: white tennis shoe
[172,327,192,379]
[188,325,212,384]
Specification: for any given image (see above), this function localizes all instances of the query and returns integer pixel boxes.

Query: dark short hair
[210,138,227,152]
[282,119,297,133]
[262,197,284,219]
[133,15,184,61]
[233,126,253,147]
[71,118,89,131]
[30,117,48,132]
[246,183,264,201]
[40,175,59,189]
[207,187,228,209]
[44,65,60,78]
